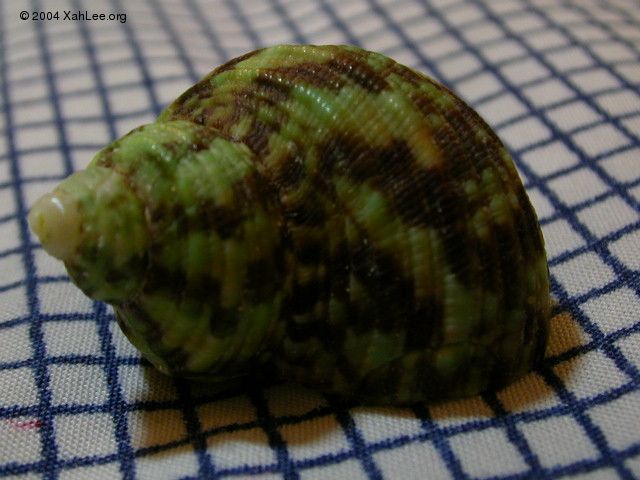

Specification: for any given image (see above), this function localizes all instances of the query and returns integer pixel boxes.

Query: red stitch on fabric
[8,419,43,430]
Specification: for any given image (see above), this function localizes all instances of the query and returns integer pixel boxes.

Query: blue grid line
[0,354,139,372]
[249,387,299,480]
[318,0,362,46]
[292,425,640,480]
[573,0,640,59]
[547,318,640,368]
[538,364,635,480]
[32,0,74,179]
[112,0,219,476]
[365,1,543,477]
[92,301,136,480]
[494,106,640,138]
[9,66,185,102]
[224,0,263,51]
[0,175,67,191]
[474,1,640,333]
[5,35,636,119]
[471,0,640,366]
[210,4,310,477]
[136,402,270,459]
[0,307,599,375]
[2,375,639,478]
[547,220,640,266]
[1,1,640,479]
[0,277,25,293]
[0,246,23,261]
[56,378,640,455]
[110,0,163,117]
[183,0,228,64]
[0,13,59,480]
[12,108,157,131]
[413,403,468,479]
[9,51,173,87]
[316,2,468,477]
[528,148,640,191]
[514,139,632,165]
[2,298,638,404]
[535,180,640,228]
[466,62,639,112]
[1,8,630,75]
[418,1,639,478]
[151,0,200,83]
[269,0,307,44]
[598,0,640,28]
[174,378,218,479]
[0,143,121,162]
[481,4,640,214]
[71,16,137,474]
[329,398,384,480]
[526,5,640,140]
[483,392,546,478]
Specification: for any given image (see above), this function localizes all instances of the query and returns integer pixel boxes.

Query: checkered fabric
[1,0,639,478]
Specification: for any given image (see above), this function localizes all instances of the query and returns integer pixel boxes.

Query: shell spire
[30,45,550,404]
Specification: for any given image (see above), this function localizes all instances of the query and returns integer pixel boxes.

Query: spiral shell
[29,45,550,404]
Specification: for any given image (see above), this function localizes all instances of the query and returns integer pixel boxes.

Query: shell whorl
[29,45,550,404]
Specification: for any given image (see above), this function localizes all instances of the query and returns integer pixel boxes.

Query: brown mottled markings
[348,238,416,333]
[209,307,242,337]
[390,62,424,87]
[492,222,522,311]
[404,295,444,350]
[326,52,389,93]
[117,303,190,373]
[141,260,254,340]
[212,48,265,74]
[425,131,480,286]
[282,195,326,226]
[67,247,146,302]
[194,80,214,101]
[274,151,306,190]
[143,260,221,303]
[193,201,245,239]
[254,75,292,103]
[169,80,215,119]
[318,134,414,183]
[514,182,545,262]
[522,302,540,349]
[266,62,345,90]
[289,278,325,316]
[532,307,549,364]
[244,256,283,303]
[327,240,351,301]
[242,119,277,155]
[319,131,481,286]
[410,83,521,290]
[146,168,279,243]
[293,233,326,265]
[358,362,402,401]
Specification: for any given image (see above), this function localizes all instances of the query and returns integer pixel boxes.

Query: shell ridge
[29,44,551,404]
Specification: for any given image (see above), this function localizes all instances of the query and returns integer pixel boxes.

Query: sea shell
[28,45,550,404]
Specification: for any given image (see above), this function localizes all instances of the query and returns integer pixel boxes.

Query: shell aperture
[29,45,550,404]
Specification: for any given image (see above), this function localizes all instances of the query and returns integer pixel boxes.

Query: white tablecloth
[1,0,639,478]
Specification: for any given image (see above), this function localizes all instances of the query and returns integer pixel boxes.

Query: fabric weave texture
[0,0,639,479]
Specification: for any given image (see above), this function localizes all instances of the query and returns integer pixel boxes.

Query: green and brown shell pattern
[29,44,550,404]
